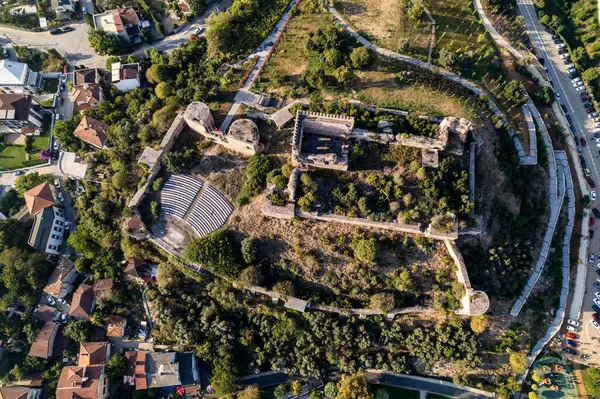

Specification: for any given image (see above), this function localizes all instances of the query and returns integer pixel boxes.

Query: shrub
[239,266,264,286]
[273,280,295,298]
[350,233,378,265]
[350,46,372,69]
[324,382,337,398]
[241,236,258,264]
[237,155,272,205]
[370,293,395,313]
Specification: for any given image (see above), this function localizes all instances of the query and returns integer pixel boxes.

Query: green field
[580,366,600,399]
[0,135,49,170]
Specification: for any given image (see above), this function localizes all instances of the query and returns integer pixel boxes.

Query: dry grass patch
[427,0,486,56]
[334,0,431,60]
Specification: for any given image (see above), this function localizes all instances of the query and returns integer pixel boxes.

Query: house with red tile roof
[70,284,95,320]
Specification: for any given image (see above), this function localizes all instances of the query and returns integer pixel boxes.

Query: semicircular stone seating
[159,174,233,238]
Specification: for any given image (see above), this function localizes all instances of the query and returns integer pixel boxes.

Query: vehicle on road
[590,253,596,263]
[573,77,582,83]
[578,146,583,154]
[581,96,590,102]
[557,43,566,49]
[61,26,73,33]
[566,63,575,68]
[50,27,73,35]
[580,91,589,97]
[59,96,63,106]
[592,190,596,200]
[577,86,587,91]
[192,27,205,36]
[594,208,600,218]
[582,139,588,148]
[47,295,55,305]
[595,281,600,289]
[589,112,599,118]
[594,313,600,323]
[53,140,59,150]
[584,103,594,109]
[591,217,596,227]
[12,170,23,176]
[565,347,578,355]
[566,340,578,347]
[587,108,597,114]
[57,297,66,305]
[566,332,578,339]
[594,297,600,307]
[54,178,61,188]
[568,319,581,327]
[57,192,64,202]
[587,177,595,187]
[65,221,71,231]
[574,81,584,87]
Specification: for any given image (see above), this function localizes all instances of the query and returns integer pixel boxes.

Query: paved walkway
[219,0,298,132]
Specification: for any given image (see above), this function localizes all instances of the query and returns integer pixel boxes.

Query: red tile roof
[23,183,54,216]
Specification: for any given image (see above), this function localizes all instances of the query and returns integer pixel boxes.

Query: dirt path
[574,363,590,399]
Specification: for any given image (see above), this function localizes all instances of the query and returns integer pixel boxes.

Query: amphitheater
[157,174,234,239]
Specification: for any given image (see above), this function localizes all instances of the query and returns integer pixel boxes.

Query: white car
[53,140,59,150]
[567,325,577,332]
[54,178,61,188]
[593,320,600,330]
[557,43,566,49]
[568,319,581,327]
[566,63,575,69]
[592,190,597,201]
[577,86,587,92]
[61,73,67,83]
[57,192,64,202]
[568,68,577,74]
[573,81,584,87]
[594,298,600,308]
[57,297,67,305]
[572,77,581,83]
[594,123,600,128]
[47,295,55,306]
[65,221,71,231]
[560,53,570,59]
[589,112,599,118]
[590,254,596,263]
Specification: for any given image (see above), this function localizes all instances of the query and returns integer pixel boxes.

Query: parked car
[588,177,596,187]
[567,325,578,332]
[46,295,55,305]
[557,43,566,49]
[566,340,579,347]
[57,192,64,202]
[594,191,598,201]
[192,27,205,36]
[577,86,587,91]
[594,297,600,308]
[591,217,596,227]
[58,96,63,106]
[594,208,600,218]
[566,332,577,339]
[61,26,73,33]
[590,112,599,118]
[61,73,67,83]
[581,96,591,102]
[584,102,594,109]
[578,146,583,154]
[590,253,596,263]
[64,221,71,231]
[566,63,575,68]
[12,170,23,176]
[574,81,584,87]
[592,230,596,238]
[580,91,589,97]
[53,140,59,150]
[49,28,61,35]
[565,347,578,355]
[54,178,61,188]
[587,108,597,114]
[57,297,66,305]
[594,313,600,324]
[582,138,588,147]
[568,319,581,327]
[567,67,576,73]
[595,281,600,289]
[63,64,68,74]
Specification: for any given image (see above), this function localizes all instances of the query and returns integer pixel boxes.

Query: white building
[24,183,66,255]
[0,93,44,133]
[111,62,141,92]
[0,60,45,95]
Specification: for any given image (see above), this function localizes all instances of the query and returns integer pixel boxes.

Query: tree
[350,46,372,69]
[406,0,424,21]
[470,315,488,334]
[14,172,53,196]
[582,67,600,82]
[333,66,353,86]
[350,235,378,265]
[438,47,456,70]
[370,293,395,313]
[273,280,295,298]
[324,382,337,398]
[88,29,125,55]
[182,230,241,276]
[211,350,238,395]
[528,393,537,399]
[107,351,127,378]
[0,188,24,217]
[502,81,527,106]
[238,385,260,399]
[509,351,527,375]
[531,85,555,106]
[145,64,169,84]
[336,373,372,399]
[237,155,272,205]
[239,266,264,286]
[63,320,92,342]
[155,82,173,99]
[374,389,389,399]
[291,380,302,396]
[241,236,258,264]
[52,117,83,152]
[274,385,287,399]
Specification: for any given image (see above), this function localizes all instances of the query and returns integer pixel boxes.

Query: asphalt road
[518,0,600,365]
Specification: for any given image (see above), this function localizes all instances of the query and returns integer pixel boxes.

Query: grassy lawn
[0,135,49,170]
[333,0,431,60]
[580,366,600,399]
[42,78,59,94]
[371,385,420,399]
[426,0,487,59]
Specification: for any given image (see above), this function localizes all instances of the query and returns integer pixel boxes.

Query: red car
[565,332,577,339]
[587,108,597,114]
[588,177,596,188]
[582,137,587,146]
[63,64,68,74]
[581,96,591,102]
[591,217,596,227]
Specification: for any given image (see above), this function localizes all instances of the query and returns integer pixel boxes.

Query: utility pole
[3,34,15,46]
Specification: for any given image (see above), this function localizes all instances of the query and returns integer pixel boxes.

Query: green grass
[580,366,600,399]
[0,135,49,170]
[371,385,420,399]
